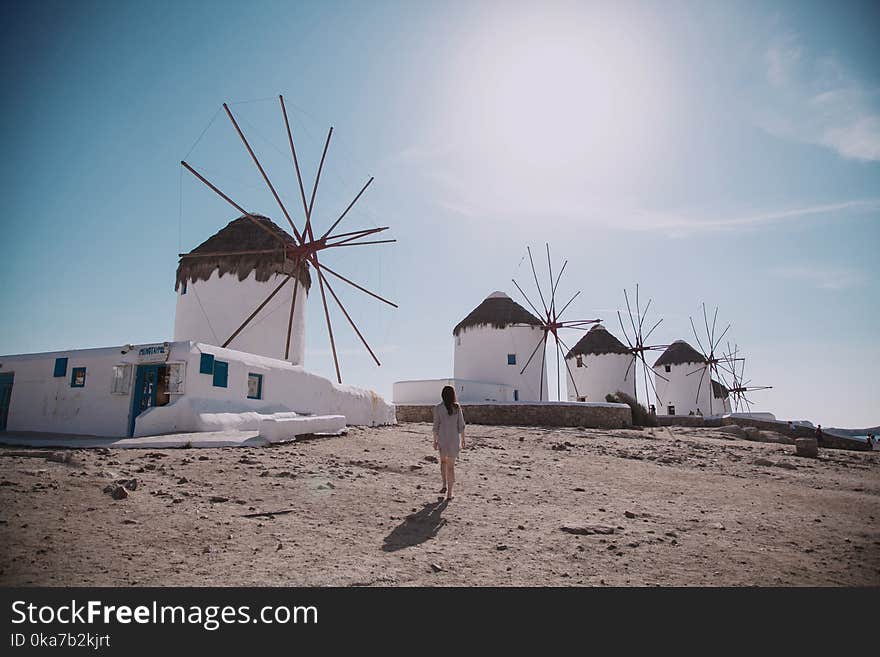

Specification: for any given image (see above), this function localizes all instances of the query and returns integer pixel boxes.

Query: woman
[432,385,466,501]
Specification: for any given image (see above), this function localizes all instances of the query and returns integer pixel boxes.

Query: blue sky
[1,0,878,427]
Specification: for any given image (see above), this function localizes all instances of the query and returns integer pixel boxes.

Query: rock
[47,452,73,464]
[122,519,138,525]
[209,496,229,503]
[753,458,775,467]
[717,425,747,439]
[117,478,138,491]
[496,545,508,551]
[561,523,616,536]
[796,438,819,458]
[573,487,586,492]
[96,448,111,456]
[423,455,438,463]
[711,523,725,530]
[177,477,189,484]
[775,462,798,470]
[743,427,762,441]
[759,431,795,445]
[430,563,443,573]
[624,511,637,519]
[110,485,129,500]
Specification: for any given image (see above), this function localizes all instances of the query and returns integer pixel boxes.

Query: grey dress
[433,402,466,458]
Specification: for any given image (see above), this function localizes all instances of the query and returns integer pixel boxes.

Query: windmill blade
[326,225,389,242]
[520,330,548,375]
[694,365,707,405]
[640,352,663,400]
[320,177,374,240]
[222,275,291,348]
[279,94,311,230]
[324,238,397,249]
[311,259,381,367]
[283,265,302,360]
[650,356,670,383]
[709,306,719,351]
[546,243,555,317]
[304,126,333,241]
[689,315,708,357]
[512,278,546,321]
[556,290,581,320]
[713,324,731,353]
[635,284,642,343]
[223,103,303,245]
[559,340,581,400]
[623,354,636,382]
[623,289,641,349]
[317,262,398,308]
[180,161,288,247]
[551,261,569,320]
[643,317,663,343]
[538,332,548,400]
[685,365,705,377]
[638,297,652,340]
[702,303,712,351]
[554,334,561,400]
[312,254,341,383]
[617,311,635,349]
[527,246,550,318]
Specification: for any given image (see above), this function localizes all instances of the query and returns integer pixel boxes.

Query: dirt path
[1,424,878,586]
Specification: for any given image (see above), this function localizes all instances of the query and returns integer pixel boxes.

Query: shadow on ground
[382,499,448,551]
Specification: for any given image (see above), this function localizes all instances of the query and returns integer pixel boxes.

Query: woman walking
[432,385,466,501]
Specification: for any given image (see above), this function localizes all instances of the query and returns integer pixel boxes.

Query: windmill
[179,96,396,384]
[511,244,601,401]
[616,284,669,410]
[723,343,773,412]
[685,303,736,415]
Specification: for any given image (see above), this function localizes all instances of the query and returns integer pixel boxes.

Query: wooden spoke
[643,317,663,343]
[512,279,546,321]
[305,127,333,241]
[322,238,396,249]
[520,330,549,376]
[317,261,398,308]
[556,290,581,320]
[527,246,550,319]
[320,177,375,240]
[694,366,707,405]
[312,253,341,383]
[538,333,548,400]
[284,263,301,360]
[689,315,708,356]
[325,227,391,247]
[181,161,287,247]
[623,289,640,350]
[223,275,291,348]
[617,310,635,349]
[311,259,381,367]
[223,103,302,244]
[279,95,311,224]
[326,226,389,242]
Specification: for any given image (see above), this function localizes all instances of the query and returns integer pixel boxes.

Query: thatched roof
[653,340,706,367]
[712,379,729,399]
[452,291,542,336]
[175,214,311,291]
[565,324,630,359]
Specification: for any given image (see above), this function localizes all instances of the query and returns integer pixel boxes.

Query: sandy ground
[1,423,878,587]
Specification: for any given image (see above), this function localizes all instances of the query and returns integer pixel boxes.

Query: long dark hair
[441,385,458,416]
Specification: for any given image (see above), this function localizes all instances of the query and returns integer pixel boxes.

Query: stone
[795,438,819,458]
[753,458,775,467]
[47,452,73,464]
[110,486,129,500]
[716,425,747,439]
[561,523,616,536]
[209,496,229,503]
[624,511,637,519]
[423,455,438,463]
[430,563,443,573]
[743,427,762,441]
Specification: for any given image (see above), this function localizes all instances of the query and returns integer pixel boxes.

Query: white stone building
[652,340,731,417]
[0,214,394,437]
[393,291,548,404]
[564,324,634,402]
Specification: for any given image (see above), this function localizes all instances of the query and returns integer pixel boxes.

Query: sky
[1,0,878,428]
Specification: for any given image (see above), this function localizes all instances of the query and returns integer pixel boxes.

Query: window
[667,405,675,416]
[110,364,132,394]
[212,360,228,388]
[513,389,518,401]
[53,357,68,377]
[664,364,671,373]
[576,355,583,368]
[199,353,215,374]
[247,373,263,400]
[507,353,516,365]
[71,367,86,388]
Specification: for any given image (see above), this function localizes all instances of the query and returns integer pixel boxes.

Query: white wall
[174,269,307,365]
[133,343,395,435]
[0,345,145,436]
[0,340,395,438]
[393,378,515,404]
[565,353,635,402]
[653,362,728,416]
[453,325,548,401]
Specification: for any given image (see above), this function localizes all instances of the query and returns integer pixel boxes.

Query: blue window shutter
[53,357,68,377]
[507,353,516,365]
[212,361,228,388]
[200,353,215,374]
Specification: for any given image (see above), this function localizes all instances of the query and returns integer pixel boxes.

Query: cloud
[624,199,880,235]
[770,265,865,290]
[757,32,880,161]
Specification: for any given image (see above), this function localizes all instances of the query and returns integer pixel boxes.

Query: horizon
[1,0,878,428]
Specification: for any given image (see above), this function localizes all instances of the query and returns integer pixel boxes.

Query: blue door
[0,373,13,431]
[129,365,160,437]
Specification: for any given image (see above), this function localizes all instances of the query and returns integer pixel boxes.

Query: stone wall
[658,415,868,451]
[394,403,631,429]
